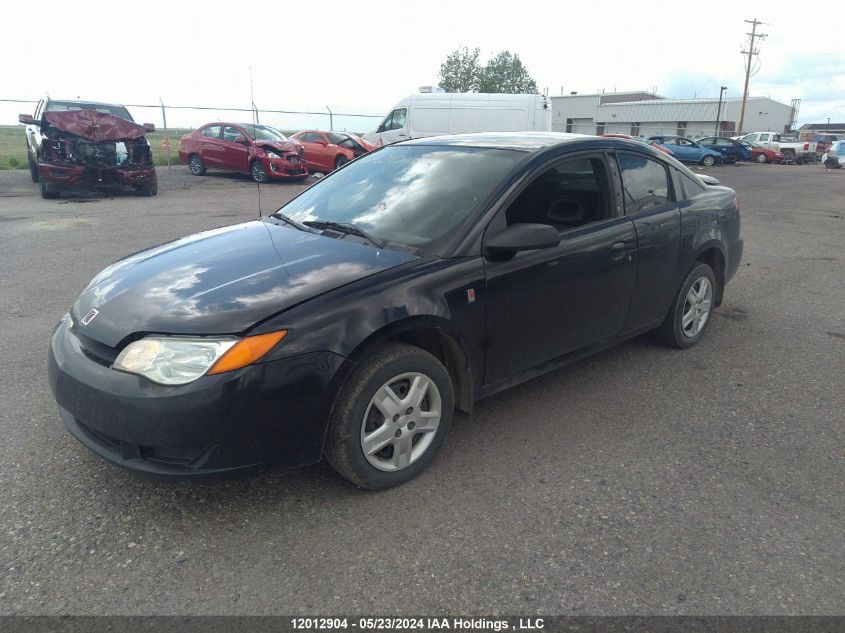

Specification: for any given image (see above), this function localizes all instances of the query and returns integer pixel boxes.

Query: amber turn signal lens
[207,330,287,375]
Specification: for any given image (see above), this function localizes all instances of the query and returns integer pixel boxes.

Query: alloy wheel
[682,277,713,338]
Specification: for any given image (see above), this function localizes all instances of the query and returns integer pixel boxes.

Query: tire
[40,179,59,199]
[701,155,716,167]
[137,173,158,196]
[250,159,267,183]
[188,154,206,176]
[783,150,796,164]
[334,155,349,170]
[28,152,39,182]
[655,263,716,349]
[755,153,768,163]
[325,343,454,489]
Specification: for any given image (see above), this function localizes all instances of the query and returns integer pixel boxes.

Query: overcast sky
[3,0,844,131]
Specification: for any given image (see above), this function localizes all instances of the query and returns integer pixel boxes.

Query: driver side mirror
[19,114,35,125]
[143,123,155,132]
[233,135,249,145]
[484,223,560,257]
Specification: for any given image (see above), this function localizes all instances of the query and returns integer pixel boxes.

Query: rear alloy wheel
[250,160,267,183]
[701,155,716,167]
[755,152,768,163]
[655,263,716,349]
[188,154,206,176]
[40,179,59,199]
[325,343,453,489]
[334,155,349,170]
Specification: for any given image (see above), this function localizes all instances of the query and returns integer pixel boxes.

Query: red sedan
[179,122,307,182]
[738,140,784,164]
[290,130,378,173]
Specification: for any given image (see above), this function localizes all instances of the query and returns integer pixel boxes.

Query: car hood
[349,135,379,152]
[256,139,302,153]
[72,220,416,347]
[44,110,147,141]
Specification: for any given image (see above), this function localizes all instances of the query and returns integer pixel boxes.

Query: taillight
[803,143,809,150]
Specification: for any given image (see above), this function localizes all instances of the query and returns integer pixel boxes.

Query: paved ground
[0,162,842,615]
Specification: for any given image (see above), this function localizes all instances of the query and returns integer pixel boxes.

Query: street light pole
[714,86,727,137]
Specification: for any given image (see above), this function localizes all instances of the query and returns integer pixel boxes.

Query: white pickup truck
[735,132,818,163]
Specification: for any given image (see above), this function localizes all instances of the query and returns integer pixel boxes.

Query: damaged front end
[39,111,157,197]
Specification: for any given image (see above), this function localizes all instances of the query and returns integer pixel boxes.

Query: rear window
[617,153,671,213]
[46,101,133,121]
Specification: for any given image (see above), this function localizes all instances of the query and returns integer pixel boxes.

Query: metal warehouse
[551,91,796,139]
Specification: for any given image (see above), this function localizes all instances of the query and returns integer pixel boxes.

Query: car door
[312,132,335,171]
[197,125,224,167]
[614,151,682,330]
[379,108,408,146]
[757,133,772,149]
[219,125,250,172]
[676,138,702,161]
[483,152,638,384]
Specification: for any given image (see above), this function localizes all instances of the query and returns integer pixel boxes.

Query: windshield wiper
[303,220,385,248]
[270,212,311,231]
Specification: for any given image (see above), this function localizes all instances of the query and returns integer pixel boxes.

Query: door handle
[611,241,632,261]
[397,134,406,137]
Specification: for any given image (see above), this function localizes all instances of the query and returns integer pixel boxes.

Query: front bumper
[39,162,156,191]
[47,317,347,477]
[263,155,308,179]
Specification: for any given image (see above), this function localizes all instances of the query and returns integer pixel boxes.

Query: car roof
[48,98,125,107]
[402,131,592,151]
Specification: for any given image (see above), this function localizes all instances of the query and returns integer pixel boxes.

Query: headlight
[113,330,286,385]
[265,149,282,159]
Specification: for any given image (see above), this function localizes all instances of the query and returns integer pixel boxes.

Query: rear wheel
[334,155,349,170]
[40,179,59,199]
[137,173,158,196]
[701,155,716,167]
[28,152,39,182]
[250,160,267,183]
[783,149,796,164]
[755,152,768,163]
[655,263,716,349]
[325,343,454,489]
[188,154,206,176]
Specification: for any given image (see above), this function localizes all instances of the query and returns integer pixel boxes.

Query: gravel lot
[0,162,842,615]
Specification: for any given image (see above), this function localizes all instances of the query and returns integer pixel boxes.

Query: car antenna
[250,66,262,219]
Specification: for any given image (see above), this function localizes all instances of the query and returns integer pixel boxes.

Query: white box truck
[363,92,552,146]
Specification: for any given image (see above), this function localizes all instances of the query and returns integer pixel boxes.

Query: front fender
[253,256,487,386]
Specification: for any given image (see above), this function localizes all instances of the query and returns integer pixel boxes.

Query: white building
[551,91,796,139]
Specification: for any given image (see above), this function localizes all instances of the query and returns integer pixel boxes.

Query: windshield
[46,101,133,121]
[242,125,287,141]
[278,145,522,253]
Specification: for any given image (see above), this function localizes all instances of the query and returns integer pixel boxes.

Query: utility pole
[738,17,767,135]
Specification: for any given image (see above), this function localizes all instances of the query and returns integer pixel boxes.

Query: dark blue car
[646,136,723,166]
[697,137,753,164]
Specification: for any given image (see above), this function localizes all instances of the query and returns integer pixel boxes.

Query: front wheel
[755,152,768,163]
[250,160,267,183]
[701,155,716,167]
[325,343,454,489]
[334,155,349,170]
[655,263,716,349]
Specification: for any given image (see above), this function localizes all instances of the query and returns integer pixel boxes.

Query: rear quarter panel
[679,185,741,288]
